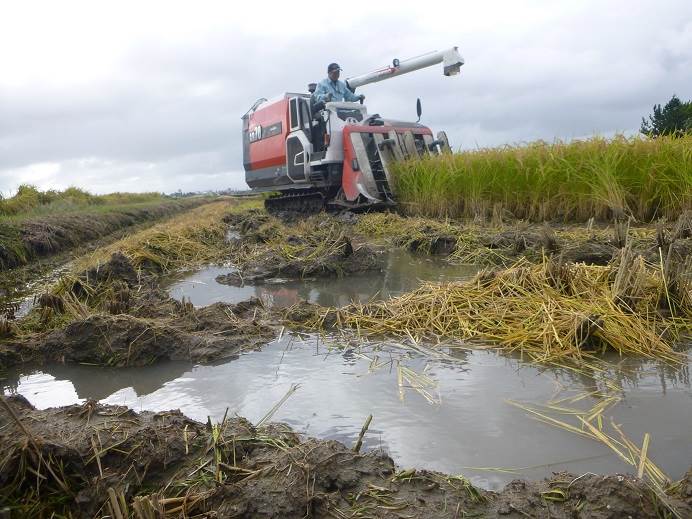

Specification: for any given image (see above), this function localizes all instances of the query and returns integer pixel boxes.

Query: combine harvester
[242,47,464,212]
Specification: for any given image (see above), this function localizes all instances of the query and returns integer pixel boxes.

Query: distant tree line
[640,94,692,137]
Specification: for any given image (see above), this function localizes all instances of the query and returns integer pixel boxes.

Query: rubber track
[264,191,326,215]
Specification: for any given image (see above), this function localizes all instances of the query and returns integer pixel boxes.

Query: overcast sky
[1,0,690,195]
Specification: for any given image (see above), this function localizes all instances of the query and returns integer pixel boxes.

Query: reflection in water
[46,361,194,401]
[4,336,690,490]
[165,250,480,309]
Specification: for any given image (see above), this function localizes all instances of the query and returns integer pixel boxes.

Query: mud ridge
[0,252,275,370]
[222,211,384,285]
[0,397,689,518]
[0,199,204,271]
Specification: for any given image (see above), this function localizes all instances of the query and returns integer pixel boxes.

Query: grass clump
[392,134,692,222]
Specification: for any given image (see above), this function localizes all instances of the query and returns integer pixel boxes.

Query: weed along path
[1,201,691,517]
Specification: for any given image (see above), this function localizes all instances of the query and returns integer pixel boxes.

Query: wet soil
[1,396,689,518]
[215,240,381,286]
[4,207,690,372]
[0,252,275,370]
[349,211,692,268]
[10,337,690,488]
[222,210,383,285]
[166,250,480,310]
[4,206,691,371]
[1,208,691,517]
[0,200,212,320]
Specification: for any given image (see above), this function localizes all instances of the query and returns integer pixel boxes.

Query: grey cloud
[1,2,691,194]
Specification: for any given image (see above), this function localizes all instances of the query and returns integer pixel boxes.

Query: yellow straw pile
[313,256,689,365]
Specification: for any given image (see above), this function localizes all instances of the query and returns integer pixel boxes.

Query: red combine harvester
[242,47,464,212]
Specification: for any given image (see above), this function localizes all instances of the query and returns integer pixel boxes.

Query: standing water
[3,337,690,490]
[164,249,480,308]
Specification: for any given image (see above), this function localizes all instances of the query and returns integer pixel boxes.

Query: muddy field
[1,200,691,516]
[0,251,274,369]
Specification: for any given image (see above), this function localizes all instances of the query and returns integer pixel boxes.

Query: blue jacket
[313,78,360,103]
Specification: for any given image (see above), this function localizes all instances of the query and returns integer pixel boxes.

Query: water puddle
[1,263,72,319]
[165,250,480,308]
[4,336,690,490]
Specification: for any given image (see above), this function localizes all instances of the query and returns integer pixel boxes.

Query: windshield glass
[335,108,364,122]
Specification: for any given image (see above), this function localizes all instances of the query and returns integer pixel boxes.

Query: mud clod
[32,299,273,367]
[1,252,275,370]
[219,235,381,286]
[562,239,617,265]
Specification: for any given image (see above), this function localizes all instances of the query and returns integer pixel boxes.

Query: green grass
[391,134,692,222]
[0,184,166,219]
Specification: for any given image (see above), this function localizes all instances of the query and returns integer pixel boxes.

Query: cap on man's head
[327,63,341,73]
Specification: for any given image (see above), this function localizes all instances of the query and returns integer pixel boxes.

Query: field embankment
[0,186,209,270]
[0,185,166,218]
[392,135,692,222]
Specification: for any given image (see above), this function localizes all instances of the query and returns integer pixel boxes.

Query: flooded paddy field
[1,200,691,517]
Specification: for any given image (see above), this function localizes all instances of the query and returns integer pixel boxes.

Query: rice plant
[391,134,692,222]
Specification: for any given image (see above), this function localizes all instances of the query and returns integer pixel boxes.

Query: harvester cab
[242,47,464,213]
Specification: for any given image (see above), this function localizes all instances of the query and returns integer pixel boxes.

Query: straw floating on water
[299,255,690,365]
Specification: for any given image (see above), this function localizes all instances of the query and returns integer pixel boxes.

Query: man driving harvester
[313,62,366,103]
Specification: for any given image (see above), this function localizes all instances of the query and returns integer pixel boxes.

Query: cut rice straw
[509,379,672,492]
[397,364,440,405]
[298,255,689,367]
[256,383,300,427]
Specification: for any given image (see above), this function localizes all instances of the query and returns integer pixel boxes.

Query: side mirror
[416,98,422,122]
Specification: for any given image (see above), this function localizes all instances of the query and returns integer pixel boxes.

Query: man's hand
[324,93,333,102]
[358,94,365,103]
